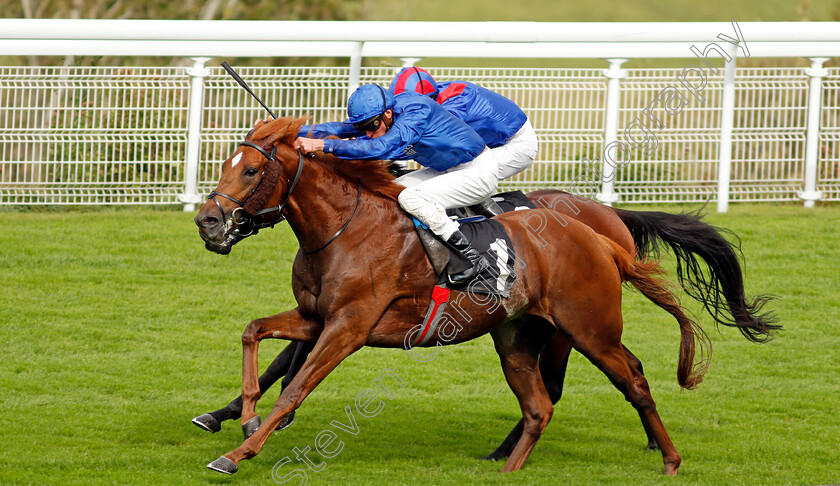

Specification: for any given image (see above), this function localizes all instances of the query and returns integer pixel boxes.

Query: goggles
[352,114,384,132]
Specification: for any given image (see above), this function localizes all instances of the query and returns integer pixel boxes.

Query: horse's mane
[250,116,404,202]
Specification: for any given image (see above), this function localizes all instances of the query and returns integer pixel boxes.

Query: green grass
[1,203,838,485]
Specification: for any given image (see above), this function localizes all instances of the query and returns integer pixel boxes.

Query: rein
[301,179,362,255]
[208,141,361,254]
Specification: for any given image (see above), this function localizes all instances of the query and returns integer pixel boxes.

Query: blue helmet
[346,84,395,124]
[389,66,439,99]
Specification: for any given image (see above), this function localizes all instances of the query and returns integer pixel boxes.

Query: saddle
[413,191,536,298]
[408,191,536,348]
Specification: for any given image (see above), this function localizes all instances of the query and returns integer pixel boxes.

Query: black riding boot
[446,230,490,284]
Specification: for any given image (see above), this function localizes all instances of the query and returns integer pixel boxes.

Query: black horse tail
[611,207,780,343]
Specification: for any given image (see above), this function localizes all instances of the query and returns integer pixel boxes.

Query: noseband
[207,141,304,237]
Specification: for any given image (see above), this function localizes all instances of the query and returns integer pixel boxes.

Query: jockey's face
[366,109,392,139]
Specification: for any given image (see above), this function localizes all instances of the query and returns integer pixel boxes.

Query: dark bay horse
[194,117,777,475]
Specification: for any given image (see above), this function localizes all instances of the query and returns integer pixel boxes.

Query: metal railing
[1,20,839,211]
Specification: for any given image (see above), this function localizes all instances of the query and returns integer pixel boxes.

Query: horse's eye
[244,167,259,177]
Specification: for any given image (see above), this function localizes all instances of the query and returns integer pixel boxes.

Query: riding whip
[220,61,277,119]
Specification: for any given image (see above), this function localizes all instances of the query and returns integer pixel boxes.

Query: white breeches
[396,148,500,239]
[492,119,538,179]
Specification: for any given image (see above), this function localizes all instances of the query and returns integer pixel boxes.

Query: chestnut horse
[193,178,777,459]
[194,117,776,475]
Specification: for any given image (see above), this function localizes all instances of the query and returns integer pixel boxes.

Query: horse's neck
[283,160,405,254]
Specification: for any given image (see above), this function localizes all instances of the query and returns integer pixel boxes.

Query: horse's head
[195,117,306,254]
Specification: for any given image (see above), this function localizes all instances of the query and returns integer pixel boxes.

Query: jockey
[389,67,538,215]
[294,84,500,284]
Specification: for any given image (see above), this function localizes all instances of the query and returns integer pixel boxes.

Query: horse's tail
[598,234,710,390]
[611,207,780,344]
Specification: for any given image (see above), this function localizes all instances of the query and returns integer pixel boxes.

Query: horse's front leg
[208,306,373,474]
[239,308,322,436]
[191,340,312,434]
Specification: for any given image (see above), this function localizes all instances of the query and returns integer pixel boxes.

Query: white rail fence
[1,20,839,211]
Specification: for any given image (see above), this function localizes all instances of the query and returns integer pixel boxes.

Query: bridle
[206,140,361,254]
[207,141,301,237]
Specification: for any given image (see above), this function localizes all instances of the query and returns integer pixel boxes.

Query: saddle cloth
[413,191,535,298]
[408,192,536,348]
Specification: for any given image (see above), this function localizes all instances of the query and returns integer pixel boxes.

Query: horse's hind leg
[484,331,569,461]
[623,346,659,451]
[576,339,681,475]
[490,317,555,472]
[485,335,658,460]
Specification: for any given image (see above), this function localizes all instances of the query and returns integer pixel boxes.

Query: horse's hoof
[480,445,510,462]
[663,459,681,476]
[242,415,262,439]
[207,456,238,475]
[191,413,221,433]
[275,410,295,432]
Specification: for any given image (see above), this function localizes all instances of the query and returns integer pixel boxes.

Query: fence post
[348,41,364,97]
[597,58,626,206]
[180,57,211,212]
[716,44,738,213]
[800,57,828,208]
[400,57,422,68]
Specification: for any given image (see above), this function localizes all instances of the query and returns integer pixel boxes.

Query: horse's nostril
[196,215,219,229]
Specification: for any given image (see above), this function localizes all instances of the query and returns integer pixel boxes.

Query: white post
[800,57,828,208]
[179,57,211,212]
[716,44,737,213]
[348,41,364,97]
[597,58,626,206]
[400,57,422,68]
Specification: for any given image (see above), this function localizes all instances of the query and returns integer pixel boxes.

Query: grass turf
[0,203,838,485]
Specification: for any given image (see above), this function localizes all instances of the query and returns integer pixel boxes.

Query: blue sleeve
[440,95,470,122]
[323,99,430,160]
[297,121,364,139]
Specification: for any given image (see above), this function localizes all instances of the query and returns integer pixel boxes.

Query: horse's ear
[251,118,268,133]
[251,116,309,149]
[282,117,310,146]
[260,118,295,148]
[283,115,312,145]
